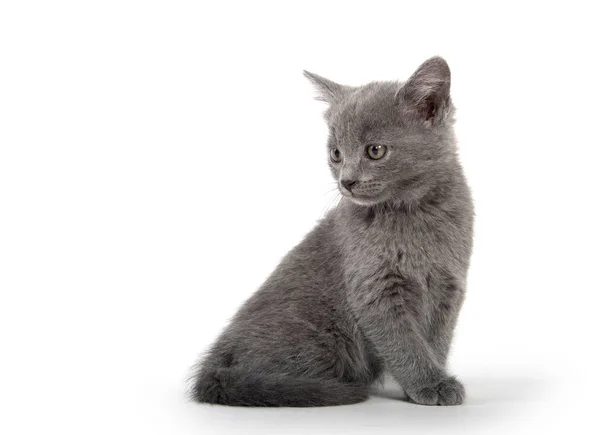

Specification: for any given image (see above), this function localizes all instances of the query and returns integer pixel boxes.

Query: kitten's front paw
[406,377,465,406]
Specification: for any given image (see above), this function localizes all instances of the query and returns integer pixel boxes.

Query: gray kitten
[190,57,474,407]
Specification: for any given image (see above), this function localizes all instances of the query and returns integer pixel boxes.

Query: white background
[1,1,599,434]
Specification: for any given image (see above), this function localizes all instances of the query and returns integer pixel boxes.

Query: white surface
[1,1,598,434]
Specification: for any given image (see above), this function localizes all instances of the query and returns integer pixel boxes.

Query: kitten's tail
[189,367,368,407]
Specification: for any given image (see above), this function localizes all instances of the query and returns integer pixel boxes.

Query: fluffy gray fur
[190,57,474,407]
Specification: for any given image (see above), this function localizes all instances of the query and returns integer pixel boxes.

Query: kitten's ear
[303,71,348,104]
[398,56,451,124]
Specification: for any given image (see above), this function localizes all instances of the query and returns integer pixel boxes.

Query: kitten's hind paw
[406,377,465,406]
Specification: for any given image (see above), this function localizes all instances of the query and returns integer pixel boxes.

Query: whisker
[321,191,342,217]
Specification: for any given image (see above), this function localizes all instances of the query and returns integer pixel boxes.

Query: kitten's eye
[367,145,387,160]
[330,148,342,163]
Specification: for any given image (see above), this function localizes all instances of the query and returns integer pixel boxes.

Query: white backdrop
[1,1,599,434]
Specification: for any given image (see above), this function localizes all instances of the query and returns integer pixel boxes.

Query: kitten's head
[305,57,457,206]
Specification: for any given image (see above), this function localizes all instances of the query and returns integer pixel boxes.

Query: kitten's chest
[339,206,452,276]
[337,205,466,326]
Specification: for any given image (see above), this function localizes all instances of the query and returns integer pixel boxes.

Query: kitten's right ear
[303,71,348,104]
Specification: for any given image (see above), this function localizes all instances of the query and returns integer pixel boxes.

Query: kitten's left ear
[398,56,452,124]
[303,71,349,104]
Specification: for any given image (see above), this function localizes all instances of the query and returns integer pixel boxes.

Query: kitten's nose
[341,179,357,191]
